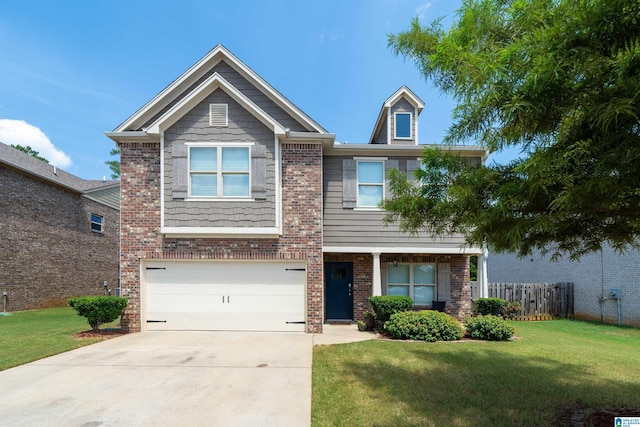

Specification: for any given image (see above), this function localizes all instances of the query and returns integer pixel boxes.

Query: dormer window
[394,112,412,139]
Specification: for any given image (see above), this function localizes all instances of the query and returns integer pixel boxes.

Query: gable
[114,46,325,135]
[162,88,278,232]
[369,86,425,145]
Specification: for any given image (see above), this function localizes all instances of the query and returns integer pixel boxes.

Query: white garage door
[143,260,306,332]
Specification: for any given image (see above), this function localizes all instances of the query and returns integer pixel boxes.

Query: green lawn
[0,307,108,371]
[313,319,640,426]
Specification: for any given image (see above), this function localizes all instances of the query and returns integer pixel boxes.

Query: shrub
[384,310,464,342]
[475,298,509,317]
[464,315,515,341]
[503,301,521,319]
[369,295,414,323]
[68,296,128,332]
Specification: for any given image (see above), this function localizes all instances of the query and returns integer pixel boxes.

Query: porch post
[477,249,489,298]
[372,252,382,296]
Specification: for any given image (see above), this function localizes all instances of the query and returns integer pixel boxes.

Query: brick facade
[119,141,324,333]
[447,255,472,320]
[0,166,119,311]
[323,253,472,322]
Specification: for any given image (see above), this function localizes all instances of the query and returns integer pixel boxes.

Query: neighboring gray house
[488,247,640,327]
[107,45,487,334]
[0,142,120,312]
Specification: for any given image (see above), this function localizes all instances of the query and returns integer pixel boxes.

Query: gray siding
[390,98,416,145]
[142,60,308,132]
[84,185,120,210]
[372,120,388,145]
[323,156,467,248]
[164,89,276,228]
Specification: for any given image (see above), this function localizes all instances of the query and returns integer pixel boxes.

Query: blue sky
[1,0,514,180]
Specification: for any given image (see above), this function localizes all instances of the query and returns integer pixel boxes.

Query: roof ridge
[0,141,115,193]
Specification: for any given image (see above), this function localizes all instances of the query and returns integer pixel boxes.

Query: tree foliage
[11,144,49,163]
[105,147,120,179]
[385,0,640,259]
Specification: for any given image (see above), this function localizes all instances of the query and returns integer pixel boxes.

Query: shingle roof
[0,141,119,209]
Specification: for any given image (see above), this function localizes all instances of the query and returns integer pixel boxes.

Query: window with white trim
[394,112,412,139]
[357,160,384,207]
[189,145,250,198]
[90,213,103,233]
[387,263,436,305]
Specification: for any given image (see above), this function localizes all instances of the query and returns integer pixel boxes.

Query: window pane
[191,174,217,196]
[388,285,410,297]
[358,162,383,184]
[222,174,249,197]
[222,147,249,172]
[388,264,410,283]
[90,214,102,223]
[395,113,411,138]
[414,286,434,305]
[358,185,382,207]
[190,147,217,171]
[414,264,436,284]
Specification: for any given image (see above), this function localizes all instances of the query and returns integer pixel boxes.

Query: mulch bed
[557,404,640,426]
[73,329,128,340]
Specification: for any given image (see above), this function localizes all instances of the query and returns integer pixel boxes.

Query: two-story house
[107,45,486,333]
[0,142,120,312]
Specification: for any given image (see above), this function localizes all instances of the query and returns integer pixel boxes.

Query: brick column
[281,142,323,333]
[119,142,162,332]
[448,255,471,320]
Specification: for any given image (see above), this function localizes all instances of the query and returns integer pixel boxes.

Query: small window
[387,263,436,305]
[90,214,103,233]
[209,104,228,127]
[394,112,412,139]
[357,160,384,207]
[189,145,250,198]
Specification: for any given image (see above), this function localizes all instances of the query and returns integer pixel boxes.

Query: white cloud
[416,2,433,21]
[318,29,346,46]
[0,119,72,169]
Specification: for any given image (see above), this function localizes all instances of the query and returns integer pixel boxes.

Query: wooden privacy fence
[470,282,574,320]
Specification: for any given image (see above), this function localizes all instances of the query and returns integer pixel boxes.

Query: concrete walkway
[313,323,379,345]
[0,325,375,427]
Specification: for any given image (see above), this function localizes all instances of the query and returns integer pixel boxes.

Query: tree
[11,144,49,163]
[105,147,120,179]
[384,0,640,260]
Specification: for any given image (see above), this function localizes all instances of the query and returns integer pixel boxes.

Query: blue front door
[325,262,354,320]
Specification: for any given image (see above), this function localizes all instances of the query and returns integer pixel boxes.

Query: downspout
[599,250,605,322]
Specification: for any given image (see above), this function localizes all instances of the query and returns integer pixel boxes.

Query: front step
[325,319,354,325]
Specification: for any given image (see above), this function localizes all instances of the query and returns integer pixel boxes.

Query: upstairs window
[90,214,103,233]
[189,145,250,198]
[357,160,384,207]
[394,112,412,139]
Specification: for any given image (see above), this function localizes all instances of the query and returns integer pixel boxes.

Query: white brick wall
[487,246,640,327]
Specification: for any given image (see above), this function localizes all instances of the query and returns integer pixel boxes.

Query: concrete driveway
[0,331,313,426]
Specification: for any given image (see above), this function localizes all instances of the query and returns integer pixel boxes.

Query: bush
[384,310,464,342]
[369,295,414,323]
[464,315,515,341]
[68,296,128,332]
[475,298,509,317]
[503,301,521,319]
